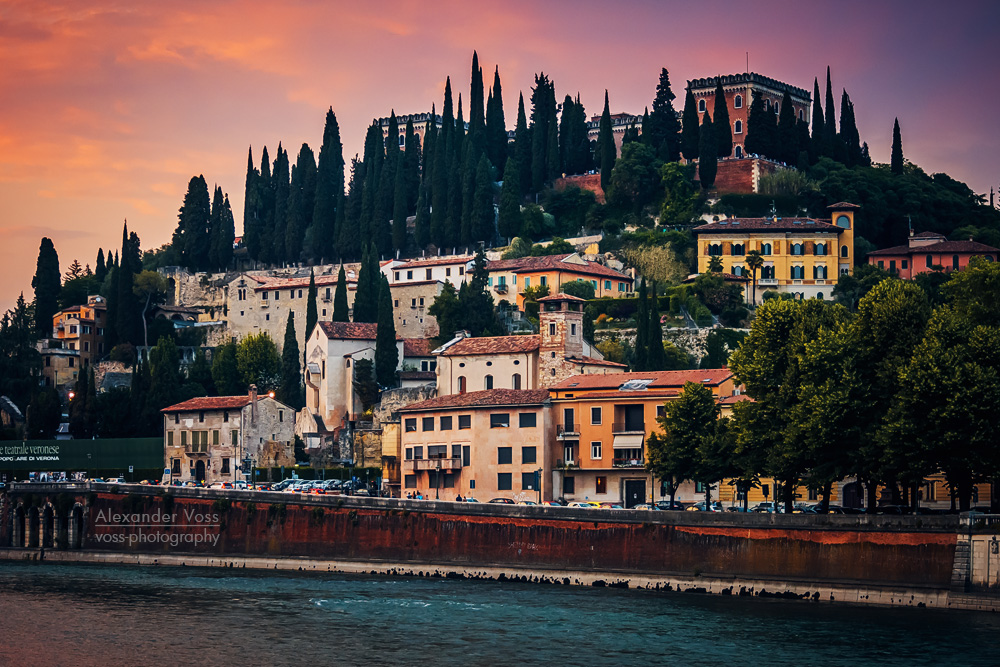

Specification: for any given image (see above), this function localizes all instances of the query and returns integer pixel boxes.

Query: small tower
[538,293,586,386]
[828,202,859,277]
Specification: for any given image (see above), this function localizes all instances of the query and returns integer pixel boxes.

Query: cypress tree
[776,90,798,164]
[403,117,421,213]
[116,223,142,346]
[243,147,262,263]
[570,94,592,173]
[840,90,862,167]
[530,73,556,193]
[208,185,223,269]
[468,51,486,155]
[597,90,616,193]
[486,66,507,170]
[744,94,768,158]
[646,68,682,162]
[446,95,465,246]
[431,80,454,247]
[546,109,560,182]
[633,278,649,371]
[890,118,904,175]
[646,283,666,371]
[374,275,398,388]
[498,157,521,241]
[271,145,290,265]
[473,154,495,243]
[174,175,211,270]
[353,244,375,323]
[824,67,837,157]
[332,265,349,322]
[810,78,825,160]
[338,158,362,259]
[257,147,274,264]
[681,89,700,160]
[423,103,438,190]
[95,248,106,285]
[392,151,408,251]
[559,94,576,174]
[372,148,394,256]
[294,141,319,262]
[414,184,430,249]
[305,269,318,340]
[713,79,732,159]
[210,192,235,270]
[312,108,345,262]
[514,93,532,197]
[698,112,717,189]
[31,237,61,337]
[279,311,302,410]
[360,121,384,244]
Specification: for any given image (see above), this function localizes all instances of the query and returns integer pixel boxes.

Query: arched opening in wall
[12,505,24,548]
[195,460,206,482]
[484,374,493,390]
[42,506,54,548]
[734,94,743,108]
[842,481,864,509]
[70,505,84,549]
[27,506,39,548]
[512,373,522,390]
[735,145,743,158]
[698,99,706,113]
[458,376,466,394]
[734,120,743,135]
[841,245,849,258]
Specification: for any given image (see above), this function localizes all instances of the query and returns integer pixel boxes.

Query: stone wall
[373,385,437,426]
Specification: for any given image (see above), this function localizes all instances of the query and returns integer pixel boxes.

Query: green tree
[560,279,595,300]
[279,311,303,409]
[132,270,167,349]
[607,142,662,214]
[648,381,721,506]
[530,73,558,193]
[375,276,398,388]
[32,237,61,336]
[352,358,379,413]
[285,143,317,263]
[147,336,183,428]
[188,349,215,396]
[745,250,764,306]
[27,387,61,439]
[236,332,281,392]
[211,340,242,396]
[311,108,345,261]
[514,93,532,198]
[890,117,904,175]
[708,255,723,273]
[776,90,798,164]
[305,269,318,342]
[810,78,825,160]
[658,162,699,228]
[353,244,377,323]
[472,153,495,243]
[680,88,700,161]
[174,175,211,270]
[597,90,616,193]
[697,112,717,189]
[498,157,521,240]
[744,94,772,159]
[646,283,666,370]
[633,278,649,371]
[333,265,349,322]
[392,149,408,251]
[645,68,681,162]
[712,80,732,158]
[428,282,462,344]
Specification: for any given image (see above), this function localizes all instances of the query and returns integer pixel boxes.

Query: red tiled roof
[694,218,842,234]
[719,394,754,405]
[551,369,733,391]
[912,231,946,239]
[317,321,379,340]
[561,389,681,400]
[537,293,588,303]
[392,256,473,268]
[162,396,252,412]
[439,335,540,356]
[399,389,550,412]
[255,272,356,291]
[487,254,631,280]
[566,356,628,368]
[867,240,999,256]
[827,202,860,209]
[402,338,434,357]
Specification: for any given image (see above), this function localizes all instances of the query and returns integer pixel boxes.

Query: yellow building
[695,202,857,303]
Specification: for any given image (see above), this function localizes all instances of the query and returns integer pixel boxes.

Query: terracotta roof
[391,256,473,268]
[694,218,842,234]
[867,240,999,256]
[487,254,631,280]
[562,389,681,400]
[537,293,588,303]
[399,370,436,381]
[912,231,946,239]
[399,389,550,412]
[566,356,628,368]
[438,335,540,356]
[317,321,379,340]
[827,202,861,209]
[255,273,355,291]
[402,338,434,357]
[719,394,754,405]
[162,396,252,412]
[551,369,733,391]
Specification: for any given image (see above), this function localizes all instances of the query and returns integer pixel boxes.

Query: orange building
[396,389,553,501]
[867,230,997,278]
[486,254,632,309]
[40,295,108,391]
[547,369,738,506]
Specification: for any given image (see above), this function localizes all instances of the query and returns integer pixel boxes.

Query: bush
[719,307,749,328]
[694,306,714,327]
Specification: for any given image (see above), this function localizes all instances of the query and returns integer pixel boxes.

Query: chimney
[249,384,258,425]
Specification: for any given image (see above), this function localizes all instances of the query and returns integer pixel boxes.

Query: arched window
[791,243,803,256]
[841,245,849,258]
[761,243,772,256]
[734,94,743,109]
[734,145,743,158]
[734,120,743,134]
[765,99,771,111]
[774,102,780,115]
[814,243,826,256]
[731,243,745,256]
[835,215,851,229]
[985,255,995,262]
[799,109,804,121]
[708,243,723,256]
[761,266,774,279]
[817,292,824,300]
[458,376,467,394]
[698,99,706,113]
[790,266,805,280]
[485,374,493,390]
[813,265,827,279]
[732,266,744,276]
[926,254,933,268]
[952,255,960,270]
[512,373,522,389]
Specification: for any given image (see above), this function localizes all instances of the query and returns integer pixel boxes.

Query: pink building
[867,231,997,278]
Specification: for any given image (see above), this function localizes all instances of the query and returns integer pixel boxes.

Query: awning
[613,434,644,449]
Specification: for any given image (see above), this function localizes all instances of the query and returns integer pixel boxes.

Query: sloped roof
[867,240,999,256]
[694,218,842,234]
[438,335,540,356]
[402,338,434,357]
[317,321,379,340]
[254,273,355,291]
[565,356,628,368]
[487,254,631,280]
[399,389,550,412]
[162,396,252,412]
[551,368,733,391]
[827,202,861,209]
[912,231,946,239]
[537,293,588,303]
[391,256,473,268]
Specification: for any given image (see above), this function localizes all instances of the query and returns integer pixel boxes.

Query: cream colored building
[161,388,295,484]
[383,255,473,290]
[433,293,625,396]
[397,389,553,501]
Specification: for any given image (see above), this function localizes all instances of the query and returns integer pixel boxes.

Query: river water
[0,562,996,666]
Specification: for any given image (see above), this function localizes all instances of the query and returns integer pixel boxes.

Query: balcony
[184,443,210,455]
[757,278,778,286]
[612,422,645,434]
[613,457,646,468]
[556,423,580,439]
[402,457,462,472]
[493,284,508,294]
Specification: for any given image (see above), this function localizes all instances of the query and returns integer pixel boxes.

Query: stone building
[686,73,811,160]
[39,295,108,392]
[586,112,643,156]
[383,255,473,290]
[433,293,625,396]
[161,387,295,484]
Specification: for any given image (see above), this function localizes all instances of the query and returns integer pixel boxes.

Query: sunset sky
[1,0,997,313]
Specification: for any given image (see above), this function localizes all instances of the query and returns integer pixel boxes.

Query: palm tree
[708,255,723,273]
[745,250,764,307]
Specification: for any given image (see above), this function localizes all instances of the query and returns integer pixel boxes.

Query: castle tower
[538,293,585,387]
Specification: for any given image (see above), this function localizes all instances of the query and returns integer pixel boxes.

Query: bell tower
[829,202,859,277]
[538,293,585,386]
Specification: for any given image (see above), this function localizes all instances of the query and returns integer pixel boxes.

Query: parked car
[751,502,784,513]
[632,503,658,511]
[726,505,752,512]
[656,500,687,511]
[567,501,598,508]
[598,502,625,509]
[542,500,564,507]
[686,501,723,512]
[106,477,127,485]
[489,498,515,504]
[518,500,539,506]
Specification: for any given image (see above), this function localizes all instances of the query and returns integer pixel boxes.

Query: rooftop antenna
[746,52,749,74]
[769,201,778,221]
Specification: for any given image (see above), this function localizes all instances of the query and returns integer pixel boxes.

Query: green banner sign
[0,438,163,471]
